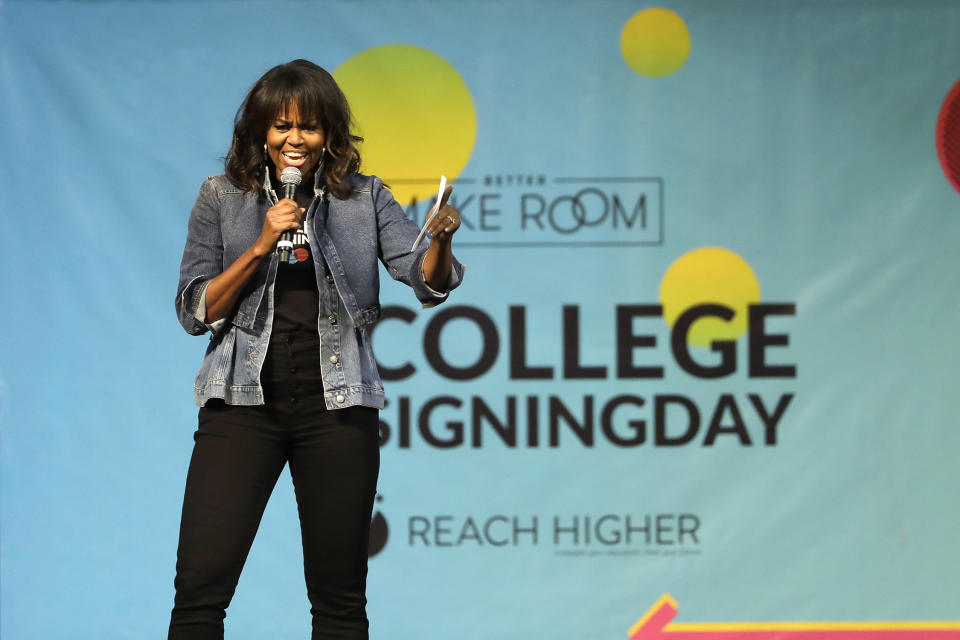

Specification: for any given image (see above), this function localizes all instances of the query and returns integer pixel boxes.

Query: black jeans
[169,331,380,639]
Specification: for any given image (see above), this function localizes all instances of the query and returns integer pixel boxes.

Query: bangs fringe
[225,59,362,200]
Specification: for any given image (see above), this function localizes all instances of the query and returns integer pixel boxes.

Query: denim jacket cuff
[193,279,227,335]
[417,252,464,308]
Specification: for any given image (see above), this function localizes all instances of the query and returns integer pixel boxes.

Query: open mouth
[282,151,309,166]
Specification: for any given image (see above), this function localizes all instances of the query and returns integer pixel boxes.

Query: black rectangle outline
[465,176,663,248]
[387,178,479,184]
[395,176,664,248]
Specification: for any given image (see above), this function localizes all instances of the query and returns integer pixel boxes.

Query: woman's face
[265,103,325,182]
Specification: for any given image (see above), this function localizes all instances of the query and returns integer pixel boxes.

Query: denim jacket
[175,171,464,409]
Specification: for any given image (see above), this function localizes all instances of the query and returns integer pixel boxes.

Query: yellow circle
[620,8,691,77]
[334,44,477,205]
[659,247,761,348]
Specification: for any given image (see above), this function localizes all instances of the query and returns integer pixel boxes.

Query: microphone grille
[280,166,303,186]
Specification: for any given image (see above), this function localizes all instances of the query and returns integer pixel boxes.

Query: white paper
[410,175,447,252]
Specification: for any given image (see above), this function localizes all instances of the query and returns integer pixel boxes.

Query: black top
[273,189,322,333]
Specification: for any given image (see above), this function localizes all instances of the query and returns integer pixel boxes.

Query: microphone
[276,166,302,262]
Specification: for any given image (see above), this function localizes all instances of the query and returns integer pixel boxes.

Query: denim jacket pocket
[195,324,236,388]
[233,285,265,329]
[231,258,273,329]
[355,304,382,328]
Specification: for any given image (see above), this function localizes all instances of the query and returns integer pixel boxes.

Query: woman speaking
[170,59,464,639]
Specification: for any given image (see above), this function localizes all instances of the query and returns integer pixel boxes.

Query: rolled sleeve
[192,280,227,335]
[417,250,464,308]
[175,178,225,335]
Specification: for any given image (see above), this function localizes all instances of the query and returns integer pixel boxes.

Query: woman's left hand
[426,185,460,244]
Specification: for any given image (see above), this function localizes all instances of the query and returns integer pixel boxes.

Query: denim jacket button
[335,394,345,403]
[328,315,337,325]
[329,355,339,364]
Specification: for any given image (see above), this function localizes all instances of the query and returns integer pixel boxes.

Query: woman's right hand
[253,198,305,256]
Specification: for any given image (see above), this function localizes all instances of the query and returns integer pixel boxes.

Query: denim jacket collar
[261,164,326,200]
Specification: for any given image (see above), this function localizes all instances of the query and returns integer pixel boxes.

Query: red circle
[937,77,960,196]
[293,247,310,262]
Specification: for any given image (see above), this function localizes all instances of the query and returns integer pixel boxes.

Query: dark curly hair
[225,59,362,199]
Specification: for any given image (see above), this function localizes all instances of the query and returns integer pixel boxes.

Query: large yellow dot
[659,247,761,348]
[333,45,477,205]
[620,8,691,77]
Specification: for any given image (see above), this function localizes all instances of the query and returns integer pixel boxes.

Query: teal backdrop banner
[2,1,960,638]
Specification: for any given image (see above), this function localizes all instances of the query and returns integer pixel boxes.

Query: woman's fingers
[426,185,456,235]
[427,202,461,241]
[267,201,303,226]
[437,184,454,209]
[259,200,304,251]
[254,199,305,254]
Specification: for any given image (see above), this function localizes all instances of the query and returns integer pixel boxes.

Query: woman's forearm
[422,238,453,292]
[203,196,303,323]
[203,245,270,323]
